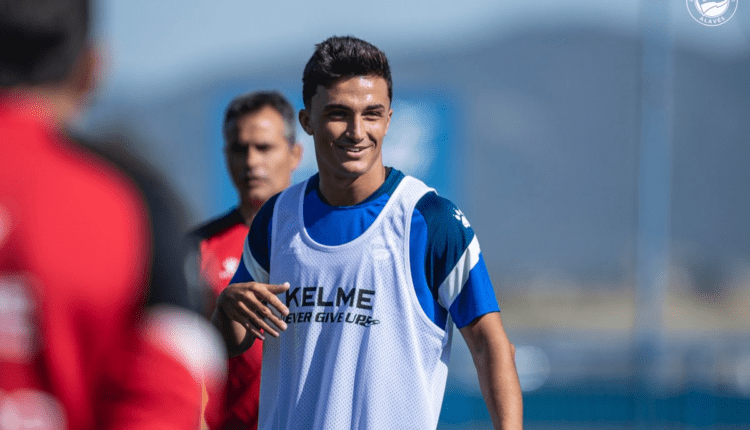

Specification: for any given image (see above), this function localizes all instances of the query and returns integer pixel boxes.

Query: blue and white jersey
[232,168,499,430]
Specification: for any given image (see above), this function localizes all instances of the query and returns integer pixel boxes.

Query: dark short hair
[0,0,89,87]
[302,36,392,108]
[223,91,296,146]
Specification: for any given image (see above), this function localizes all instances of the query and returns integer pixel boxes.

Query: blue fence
[439,380,750,429]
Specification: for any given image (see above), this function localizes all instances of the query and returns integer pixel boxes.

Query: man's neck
[2,86,80,127]
[238,204,260,227]
[318,165,388,207]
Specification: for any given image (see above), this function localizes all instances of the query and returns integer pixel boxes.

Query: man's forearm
[473,338,523,428]
[211,306,255,358]
[461,313,523,429]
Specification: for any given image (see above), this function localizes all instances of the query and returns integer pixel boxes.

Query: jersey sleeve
[231,194,279,285]
[416,193,499,329]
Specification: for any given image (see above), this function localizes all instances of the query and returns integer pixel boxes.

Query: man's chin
[244,192,272,208]
[331,162,380,180]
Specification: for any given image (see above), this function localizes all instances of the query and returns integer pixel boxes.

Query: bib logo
[283,286,380,328]
[687,0,738,26]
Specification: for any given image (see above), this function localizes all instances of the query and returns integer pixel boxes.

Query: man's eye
[327,111,346,118]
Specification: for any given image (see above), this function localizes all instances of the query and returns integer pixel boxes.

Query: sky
[91,0,749,103]
[93,0,651,98]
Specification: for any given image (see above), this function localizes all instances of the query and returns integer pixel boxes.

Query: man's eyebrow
[364,104,387,111]
[323,103,351,111]
[323,103,386,111]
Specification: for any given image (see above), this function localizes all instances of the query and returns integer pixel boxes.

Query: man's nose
[345,116,365,142]
[246,146,261,167]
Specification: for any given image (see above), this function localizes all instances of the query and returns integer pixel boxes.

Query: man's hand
[213,281,290,356]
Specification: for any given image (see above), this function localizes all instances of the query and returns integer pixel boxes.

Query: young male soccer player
[191,91,302,430]
[212,36,523,429]
[0,0,223,428]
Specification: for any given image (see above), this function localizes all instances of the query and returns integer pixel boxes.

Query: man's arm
[460,311,523,430]
[211,281,289,357]
[210,199,287,357]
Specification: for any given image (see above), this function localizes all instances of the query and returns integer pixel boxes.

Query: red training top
[192,209,263,430]
[0,95,207,430]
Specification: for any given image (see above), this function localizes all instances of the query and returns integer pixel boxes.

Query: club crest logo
[687,0,738,26]
[219,257,240,279]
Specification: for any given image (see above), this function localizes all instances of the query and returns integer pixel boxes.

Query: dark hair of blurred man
[0,0,224,429]
[190,91,301,430]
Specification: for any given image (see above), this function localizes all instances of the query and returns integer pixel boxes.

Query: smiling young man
[212,36,523,430]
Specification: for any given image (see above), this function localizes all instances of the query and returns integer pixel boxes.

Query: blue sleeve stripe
[437,235,481,310]
[415,193,475,302]
[242,235,269,283]
[449,255,500,328]
[230,254,255,284]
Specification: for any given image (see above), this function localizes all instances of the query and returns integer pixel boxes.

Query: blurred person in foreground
[0,0,224,428]
[212,35,523,430]
[190,91,302,430]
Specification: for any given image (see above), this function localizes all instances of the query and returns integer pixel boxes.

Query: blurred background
[78,0,750,428]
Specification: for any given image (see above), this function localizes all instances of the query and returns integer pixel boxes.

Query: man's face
[299,75,392,182]
[225,106,302,210]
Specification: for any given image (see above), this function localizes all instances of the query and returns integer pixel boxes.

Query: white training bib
[258,176,453,430]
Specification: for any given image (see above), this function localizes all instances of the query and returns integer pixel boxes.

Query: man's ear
[68,43,100,103]
[52,44,101,125]
[290,143,303,170]
[299,109,313,135]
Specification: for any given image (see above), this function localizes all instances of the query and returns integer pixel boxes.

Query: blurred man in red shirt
[191,91,302,430]
[0,0,224,428]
